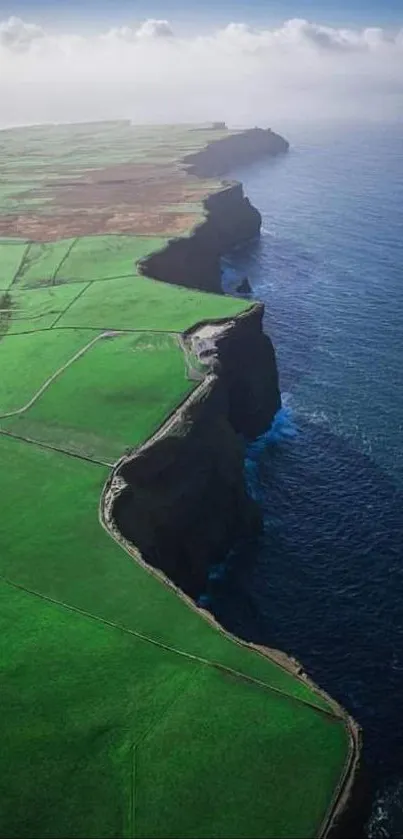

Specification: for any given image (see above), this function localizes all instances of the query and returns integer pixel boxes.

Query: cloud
[136,19,174,39]
[0,15,44,50]
[102,19,174,44]
[0,16,402,128]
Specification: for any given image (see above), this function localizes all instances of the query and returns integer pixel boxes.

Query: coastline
[0,122,363,838]
[103,132,362,838]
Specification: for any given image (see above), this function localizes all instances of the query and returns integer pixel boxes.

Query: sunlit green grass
[4,333,194,461]
[58,273,249,331]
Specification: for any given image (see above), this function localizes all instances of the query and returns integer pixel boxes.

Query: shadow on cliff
[207,420,403,787]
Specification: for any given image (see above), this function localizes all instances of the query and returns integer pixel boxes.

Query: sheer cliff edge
[114,127,287,594]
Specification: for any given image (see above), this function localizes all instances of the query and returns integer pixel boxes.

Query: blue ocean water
[213,123,403,836]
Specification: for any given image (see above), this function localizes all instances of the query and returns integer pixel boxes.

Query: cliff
[112,305,280,597]
[183,127,290,177]
[113,131,284,595]
[139,128,289,294]
[139,182,261,294]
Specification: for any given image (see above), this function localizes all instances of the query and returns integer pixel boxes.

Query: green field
[2,332,195,462]
[56,235,170,282]
[0,121,354,838]
[58,273,249,331]
[5,283,90,334]
[0,329,94,414]
[0,242,27,289]
[15,239,76,287]
[0,435,350,839]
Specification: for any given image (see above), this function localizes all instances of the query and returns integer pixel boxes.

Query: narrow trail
[0,331,113,418]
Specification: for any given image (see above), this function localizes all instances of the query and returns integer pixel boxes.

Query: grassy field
[0,121,354,838]
[56,235,170,283]
[2,332,195,462]
[58,274,249,331]
[15,239,76,287]
[0,329,95,414]
[0,242,27,289]
[5,283,90,334]
[0,435,350,839]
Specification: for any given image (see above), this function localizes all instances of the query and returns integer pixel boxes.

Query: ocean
[211,122,403,836]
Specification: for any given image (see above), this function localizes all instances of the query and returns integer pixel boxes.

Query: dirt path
[0,331,120,418]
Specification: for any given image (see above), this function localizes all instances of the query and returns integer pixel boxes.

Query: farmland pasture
[3,332,195,462]
[14,239,76,287]
[56,235,170,282]
[58,272,249,332]
[6,282,90,333]
[0,328,97,415]
[0,241,27,289]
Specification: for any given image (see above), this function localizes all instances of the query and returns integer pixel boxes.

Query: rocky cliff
[183,127,290,177]
[110,130,284,595]
[110,305,280,598]
[139,128,289,294]
[139,183,261,294]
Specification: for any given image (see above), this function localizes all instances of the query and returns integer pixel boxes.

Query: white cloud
[0,16,402,128]
[136,19,174,40]
[102,19,174,44]
[0,15,44,50]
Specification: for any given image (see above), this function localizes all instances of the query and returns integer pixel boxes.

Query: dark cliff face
[111,129,284,598]
[113,383,260,597]
[138,183,261,294]
[112,306,281,598]
[185,305,280,439]
[183,127,289,177]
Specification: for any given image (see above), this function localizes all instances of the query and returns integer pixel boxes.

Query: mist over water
[215,123,403,836]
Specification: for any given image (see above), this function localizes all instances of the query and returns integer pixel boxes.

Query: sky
[3,1,403,28]
[0,2,402,128]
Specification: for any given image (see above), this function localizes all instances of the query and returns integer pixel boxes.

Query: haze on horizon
[0,6,402,130]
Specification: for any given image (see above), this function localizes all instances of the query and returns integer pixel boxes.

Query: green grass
[6,282,89,333]
[136,667,349,839]
[0,435,350,838]
[56,235,170,282]
[3,332,195,461]
[0,242,27,289]
[0,435,333,710]
[15,239,76,287]
[58,273,250,332]
[0,329,97,414]
[0,579,196,839]
[0,575,349,839]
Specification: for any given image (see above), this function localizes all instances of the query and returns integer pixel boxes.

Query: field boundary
[0,331,107,418]
[8,242,31,289]
[51,280,92,328]
[0,573,351,721]
[0,427,112,467]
